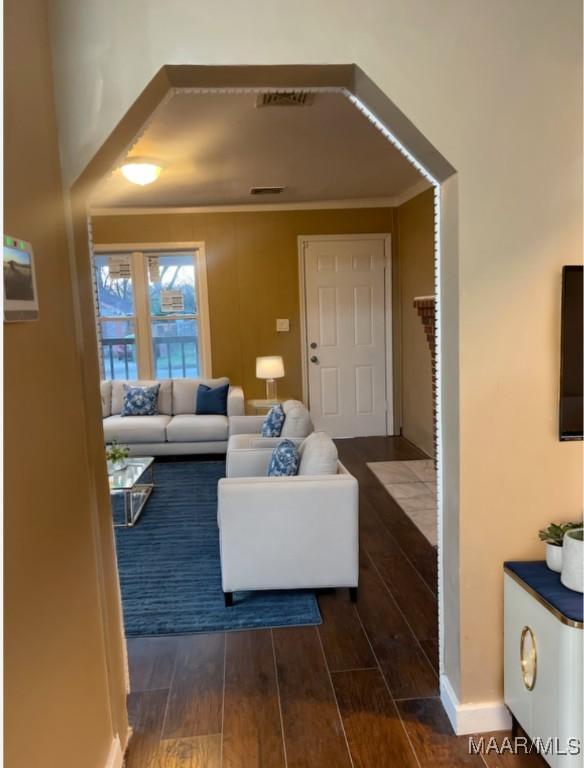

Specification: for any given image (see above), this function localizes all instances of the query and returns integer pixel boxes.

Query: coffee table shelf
[109,457,155,527]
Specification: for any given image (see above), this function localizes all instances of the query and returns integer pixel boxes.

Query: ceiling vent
[249,186,286,195]
[256,92,313,108]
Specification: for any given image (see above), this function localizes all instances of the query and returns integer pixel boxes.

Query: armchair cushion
[267,439,299,477]
[298,431,338,476]
[281,400,313,438]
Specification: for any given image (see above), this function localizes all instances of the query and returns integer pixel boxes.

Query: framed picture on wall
[3,235,39,322]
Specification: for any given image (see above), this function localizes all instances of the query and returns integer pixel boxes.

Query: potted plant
[538,521,582,573]
[106,440,130,473]
[561,527,584,593]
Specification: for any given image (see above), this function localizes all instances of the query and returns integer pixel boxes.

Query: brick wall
[413,296,437,462]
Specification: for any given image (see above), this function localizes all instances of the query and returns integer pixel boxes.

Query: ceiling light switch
[276,318,290,332]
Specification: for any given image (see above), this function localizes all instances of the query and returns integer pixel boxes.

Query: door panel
[321,367,341,416]
[355,366,374,414]
[305,237,389,438]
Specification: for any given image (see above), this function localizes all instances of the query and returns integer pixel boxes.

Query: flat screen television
[559,265,583,441]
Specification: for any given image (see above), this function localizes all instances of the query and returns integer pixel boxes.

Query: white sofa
[101,378,244,455]
[218,432,359,604]
[227,399,313,477]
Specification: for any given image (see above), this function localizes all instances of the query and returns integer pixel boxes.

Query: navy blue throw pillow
[195,383,229,415]
[268,439,299,477]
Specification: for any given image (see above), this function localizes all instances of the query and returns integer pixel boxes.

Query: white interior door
[303,236,391,438]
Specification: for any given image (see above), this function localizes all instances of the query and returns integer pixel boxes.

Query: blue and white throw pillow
[268,439,299,477]
[261,403,285,437]
[121,384,160,416]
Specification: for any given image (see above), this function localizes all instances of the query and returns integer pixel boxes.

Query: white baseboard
[440,675,512,735]
[104,736,124,768]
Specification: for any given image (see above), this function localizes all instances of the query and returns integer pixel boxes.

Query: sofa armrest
[227,386,245,417]
[229,414,265,435]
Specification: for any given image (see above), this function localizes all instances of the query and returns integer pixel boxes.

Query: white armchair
[227,399,313,477]
[218,433,359,606]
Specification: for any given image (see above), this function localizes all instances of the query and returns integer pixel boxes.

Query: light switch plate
[276,318,290,332]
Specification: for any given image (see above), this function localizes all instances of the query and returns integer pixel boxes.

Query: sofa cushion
[100,380,112,418]
[268,439,300,477]
[111,379,172,415]
[172,377,229,415]
[298,431,338,475]
[121,383,160,416]
[196,383,229,416]
[166,414,229,442]
[103,415,171,444]
[281,400,313,438]
[261,404,285,437]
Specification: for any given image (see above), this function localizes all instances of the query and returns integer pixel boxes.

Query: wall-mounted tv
[559,266,583,441]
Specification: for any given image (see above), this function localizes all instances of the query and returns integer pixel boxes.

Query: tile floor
[367,459,438,546]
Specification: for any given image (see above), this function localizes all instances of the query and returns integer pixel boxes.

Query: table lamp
[256,355,285,400]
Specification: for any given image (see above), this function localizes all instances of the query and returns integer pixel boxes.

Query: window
[148,254,199,378]
[94,254,138,380]
[92,246,210,380]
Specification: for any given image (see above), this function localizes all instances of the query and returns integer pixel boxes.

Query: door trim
[297,233,394,436]
[92,240,212,377]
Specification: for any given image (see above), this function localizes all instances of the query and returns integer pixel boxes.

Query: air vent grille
[250,186,285,195]
[256,92,313,108]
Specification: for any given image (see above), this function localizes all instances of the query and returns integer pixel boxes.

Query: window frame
[92,241,212,380]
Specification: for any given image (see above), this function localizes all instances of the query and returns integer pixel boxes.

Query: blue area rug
[113,460,321,636]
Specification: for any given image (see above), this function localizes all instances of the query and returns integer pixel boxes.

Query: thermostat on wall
[3,235,39,322]
[276,318,290,332]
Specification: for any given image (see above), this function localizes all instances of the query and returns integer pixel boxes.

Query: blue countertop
[505,561,583,626]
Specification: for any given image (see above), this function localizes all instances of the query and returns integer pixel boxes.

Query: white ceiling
[90,91,424,209]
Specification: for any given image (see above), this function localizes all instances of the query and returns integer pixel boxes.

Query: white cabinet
[504,565,583,767]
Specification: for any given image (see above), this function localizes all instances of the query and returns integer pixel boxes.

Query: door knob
[310,342,317,349]
[310,356,319,364]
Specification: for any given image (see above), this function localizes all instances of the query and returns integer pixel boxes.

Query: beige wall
[4,2,128,766]
[395,189,435,456]
[48,0,583,712]
[92,208,395,403]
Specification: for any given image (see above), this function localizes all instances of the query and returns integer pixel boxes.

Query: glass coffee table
[109,457,155,527]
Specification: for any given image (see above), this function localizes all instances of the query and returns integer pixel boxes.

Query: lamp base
[265,379,277,401]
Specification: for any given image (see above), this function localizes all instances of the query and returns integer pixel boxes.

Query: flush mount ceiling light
[120,158,162,186]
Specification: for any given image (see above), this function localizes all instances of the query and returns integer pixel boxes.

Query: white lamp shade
[256,355,285,380]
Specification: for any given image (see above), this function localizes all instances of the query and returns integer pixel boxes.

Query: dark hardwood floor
[124,437,546,768]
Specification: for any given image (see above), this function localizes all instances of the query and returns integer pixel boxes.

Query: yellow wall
[49,0,583,714]
[395,189,435,456]
[4,1,128,766]
[92,208,395,403]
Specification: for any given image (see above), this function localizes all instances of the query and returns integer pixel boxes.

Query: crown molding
[90,182,431,218]
[90,196,396,216]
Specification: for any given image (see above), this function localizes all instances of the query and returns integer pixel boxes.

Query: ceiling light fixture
[120,158,162,186]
